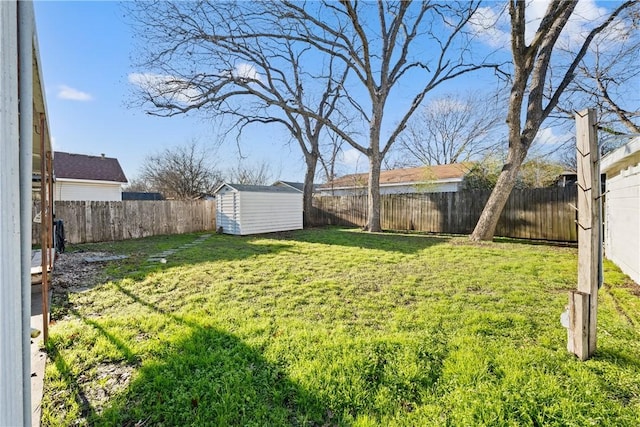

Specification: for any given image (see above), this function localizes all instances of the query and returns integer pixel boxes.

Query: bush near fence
[311,187,578,242]
[33,200,216,244]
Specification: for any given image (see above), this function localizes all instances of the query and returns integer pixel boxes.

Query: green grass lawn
[42,227,640,426]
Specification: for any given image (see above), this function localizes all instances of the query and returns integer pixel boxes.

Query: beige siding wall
[54,180,122,201]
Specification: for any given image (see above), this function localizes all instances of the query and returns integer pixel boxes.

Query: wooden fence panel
[33,200,216,244]
[311,187,578,242]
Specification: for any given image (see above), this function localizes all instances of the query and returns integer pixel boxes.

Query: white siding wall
[54,180,122,201]
[216,189,240,235]
[605,164,640,285]
[237,192,302,235]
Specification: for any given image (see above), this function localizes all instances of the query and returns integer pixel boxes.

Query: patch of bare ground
[49,253,136,420]
[79,362,134,415]
[52,251,110,293]
[619,280,640,297]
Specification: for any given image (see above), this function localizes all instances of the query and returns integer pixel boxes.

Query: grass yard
[42,227,640,426]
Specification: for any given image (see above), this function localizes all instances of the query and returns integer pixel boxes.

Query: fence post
[566,108,601,361]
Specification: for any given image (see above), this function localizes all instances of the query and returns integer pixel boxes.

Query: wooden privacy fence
[311,187,578,242]
[33,200,216,244]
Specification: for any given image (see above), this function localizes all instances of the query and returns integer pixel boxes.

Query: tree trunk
[367,154,382,232]
[470,147,527,241]
[302,152,317,227]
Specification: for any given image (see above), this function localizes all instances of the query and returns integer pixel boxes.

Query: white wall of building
[602,137,640,285]
[54,179,122,201]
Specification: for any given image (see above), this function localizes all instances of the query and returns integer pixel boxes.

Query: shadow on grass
[93,235,297,282]
[278,226,450,254]
[95,325,337,426]
[50,282,343,426]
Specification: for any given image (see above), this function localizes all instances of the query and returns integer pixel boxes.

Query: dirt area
[49,250,135,417]
[51,250,111,293]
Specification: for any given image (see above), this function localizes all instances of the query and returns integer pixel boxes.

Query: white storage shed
[601,136,640,285]
[214,183,303,235]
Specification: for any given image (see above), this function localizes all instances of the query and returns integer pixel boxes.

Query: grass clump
[41,228,640,426]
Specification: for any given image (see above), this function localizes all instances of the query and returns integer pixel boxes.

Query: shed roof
[54,151,128,183]
[273,181,304,192]
[319,163,472,189]
[214,183,302,194]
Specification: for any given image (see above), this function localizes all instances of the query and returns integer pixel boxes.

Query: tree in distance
[137,141,222,200]
[396,91,504,167]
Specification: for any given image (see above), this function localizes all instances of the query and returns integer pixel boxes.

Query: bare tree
[124,178,152,193]
[270,1,500,231]
[471,0,636,241]
[227,161,278,186]
[559,4,640,135]
[397,92,504,166]
[138,141,222,200]
[125,1,347,225]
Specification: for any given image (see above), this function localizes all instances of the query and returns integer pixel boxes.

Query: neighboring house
[601,136,640,285]
[214,183,303,235]
[122,191,164,201]
[53,152,128,201]
[316,163,472,196]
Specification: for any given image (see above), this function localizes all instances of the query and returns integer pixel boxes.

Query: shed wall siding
[237,192,302,235]
[605,165,640,285]
[54,181,122,201]
[216,190,240,235]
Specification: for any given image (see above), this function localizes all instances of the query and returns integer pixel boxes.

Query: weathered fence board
[33,200,216,244]
[311,187,578,242]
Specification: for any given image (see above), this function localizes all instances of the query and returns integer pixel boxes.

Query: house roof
[214,183,302,194]
[54,151,128,183]
[319,163,472,189]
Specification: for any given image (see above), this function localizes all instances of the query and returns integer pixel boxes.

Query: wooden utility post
[567,109,601,361]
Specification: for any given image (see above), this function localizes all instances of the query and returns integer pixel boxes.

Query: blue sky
[33,1,633,183]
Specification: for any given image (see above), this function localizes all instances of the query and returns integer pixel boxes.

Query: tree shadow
[63,234,297,284]
[95,326,337,426]
[49,285,344,426]
[277,226,450,254]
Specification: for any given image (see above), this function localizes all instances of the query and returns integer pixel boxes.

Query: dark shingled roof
[54,152,128,183]
[273,181,304,192]
[215,183,301,194]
